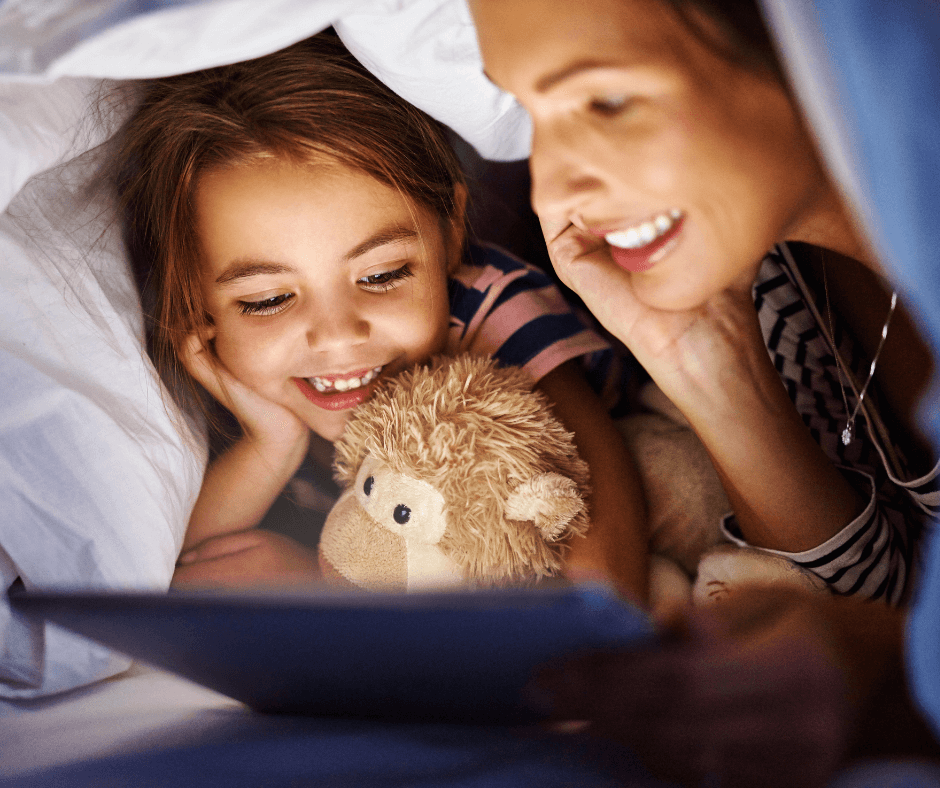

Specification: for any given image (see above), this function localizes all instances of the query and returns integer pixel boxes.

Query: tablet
[9,583,653,723]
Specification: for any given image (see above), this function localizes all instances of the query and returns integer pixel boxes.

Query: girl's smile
[195,158,453,441]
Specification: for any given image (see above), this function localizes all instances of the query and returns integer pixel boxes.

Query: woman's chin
[629,270,717,313]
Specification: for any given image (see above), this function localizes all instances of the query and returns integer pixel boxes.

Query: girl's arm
[537,359,650,604]
[184,429,310,552]
[180,335,311,553]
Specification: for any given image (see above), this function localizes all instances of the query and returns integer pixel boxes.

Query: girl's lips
[606,215,685,273]
[295,376,377,412]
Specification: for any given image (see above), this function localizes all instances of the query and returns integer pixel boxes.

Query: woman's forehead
[470,0,685,92]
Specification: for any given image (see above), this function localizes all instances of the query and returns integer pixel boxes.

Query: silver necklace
[822,264,898,446]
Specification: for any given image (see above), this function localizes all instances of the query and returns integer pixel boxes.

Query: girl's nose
[306,302,369,350]
[528,120,605,223]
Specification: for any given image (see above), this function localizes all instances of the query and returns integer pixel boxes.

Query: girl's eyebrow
[343,225,419,262]
[215,260,293,285]
[214,226,420,286]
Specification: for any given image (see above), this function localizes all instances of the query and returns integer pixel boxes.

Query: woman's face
[195,159,453,442]
[471,0,833,311]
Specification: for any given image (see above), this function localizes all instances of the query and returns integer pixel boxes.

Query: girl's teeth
[310,366,381,393]
[606,210,683,250]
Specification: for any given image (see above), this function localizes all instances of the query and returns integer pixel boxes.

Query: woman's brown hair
[114,31,466,428]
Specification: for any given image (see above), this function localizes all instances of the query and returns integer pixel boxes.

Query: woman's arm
[657,289,864,553]
[537,359,650,603]
[543,222,864,558]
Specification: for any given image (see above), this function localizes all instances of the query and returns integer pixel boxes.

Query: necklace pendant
[842,425,853,446]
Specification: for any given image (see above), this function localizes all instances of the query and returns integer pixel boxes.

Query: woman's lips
[295,377,377,411]
[606,214,685,273]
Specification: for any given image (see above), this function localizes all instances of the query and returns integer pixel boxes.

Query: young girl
[115,33,648,600]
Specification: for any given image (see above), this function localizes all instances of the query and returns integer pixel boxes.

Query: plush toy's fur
[330,354,591,585]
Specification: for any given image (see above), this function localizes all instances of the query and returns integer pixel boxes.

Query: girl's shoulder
[452,241,543,284]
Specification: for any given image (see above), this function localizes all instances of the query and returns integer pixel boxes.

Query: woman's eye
[237,293,294,316]
[358,264,414,293]
[588,95,632,117]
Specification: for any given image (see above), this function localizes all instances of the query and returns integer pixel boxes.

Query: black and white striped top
[721,243,939,605]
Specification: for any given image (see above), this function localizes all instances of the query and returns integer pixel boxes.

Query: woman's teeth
[309,366,381,393]
[605,209,682,249]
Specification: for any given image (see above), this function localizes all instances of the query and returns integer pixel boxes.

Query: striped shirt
[447,243,611,385]
[722,243,939,605]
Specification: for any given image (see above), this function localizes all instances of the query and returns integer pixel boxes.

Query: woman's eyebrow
[535,58,622,93]
[344,225,419,262]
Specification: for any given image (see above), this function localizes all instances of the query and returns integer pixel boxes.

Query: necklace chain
[822,263,898,446]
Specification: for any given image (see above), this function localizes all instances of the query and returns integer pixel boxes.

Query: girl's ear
[201,311,217,342]
[445,183,469,275]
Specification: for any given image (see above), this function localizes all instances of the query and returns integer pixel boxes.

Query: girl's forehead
[194,158,446,281]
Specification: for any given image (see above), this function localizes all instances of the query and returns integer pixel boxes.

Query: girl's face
[471,0,836,311]
[195,159,454,442]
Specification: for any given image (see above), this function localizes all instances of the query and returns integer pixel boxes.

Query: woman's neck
[788,183,880,273]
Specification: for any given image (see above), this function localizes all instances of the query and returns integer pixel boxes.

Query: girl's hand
[173,529,321,589]
[182,333,309,449]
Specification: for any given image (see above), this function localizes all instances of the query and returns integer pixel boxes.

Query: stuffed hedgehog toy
[318,354,591,592]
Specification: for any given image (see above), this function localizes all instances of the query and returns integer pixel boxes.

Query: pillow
[0,0,529,697]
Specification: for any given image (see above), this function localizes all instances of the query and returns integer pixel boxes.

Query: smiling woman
[470,0,939,606]
[466,0,940,784]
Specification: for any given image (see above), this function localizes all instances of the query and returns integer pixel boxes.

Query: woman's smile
[598,210,685,272]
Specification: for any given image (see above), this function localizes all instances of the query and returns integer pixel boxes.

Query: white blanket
[0,0,529,698]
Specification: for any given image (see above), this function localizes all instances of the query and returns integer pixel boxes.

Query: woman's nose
[305,302,369,350]
[528,120,605,222]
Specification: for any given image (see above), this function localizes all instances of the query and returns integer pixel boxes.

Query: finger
[536,213,572,246]
[543,224,646,342]
[180,333,225,397]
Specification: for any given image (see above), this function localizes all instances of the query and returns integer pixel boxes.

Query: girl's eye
[357,264,414,293]
[588,95,633,117]
[237,293,294,316]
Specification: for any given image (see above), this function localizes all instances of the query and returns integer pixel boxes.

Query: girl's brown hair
[114,31,466,425]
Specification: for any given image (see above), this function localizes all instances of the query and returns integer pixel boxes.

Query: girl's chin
[305,413,351,445]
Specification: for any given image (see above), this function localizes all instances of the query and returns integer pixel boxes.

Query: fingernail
[176,550,197,565]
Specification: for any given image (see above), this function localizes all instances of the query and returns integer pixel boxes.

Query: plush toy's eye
[393,504,411,524]
[363,475,374,496]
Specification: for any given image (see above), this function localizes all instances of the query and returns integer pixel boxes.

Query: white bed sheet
[0,0,529,699]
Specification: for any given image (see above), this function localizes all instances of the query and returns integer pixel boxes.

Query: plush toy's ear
[504,473,584,541]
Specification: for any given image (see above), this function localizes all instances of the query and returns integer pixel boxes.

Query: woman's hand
[540,218,763,402]
[182,333,309,449]
[173,529,322,589]
[541,219,864,553]
[534,587,861,788]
